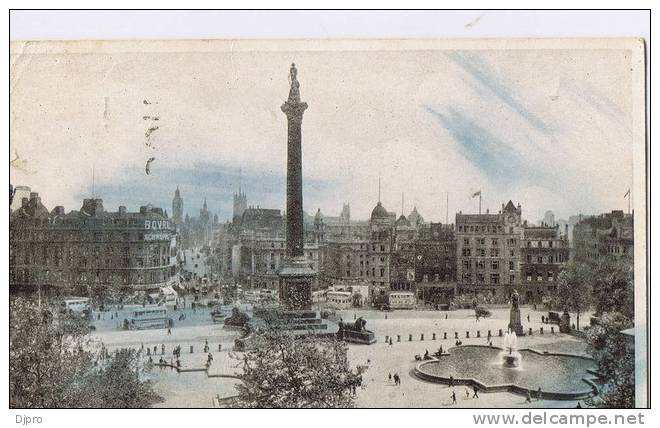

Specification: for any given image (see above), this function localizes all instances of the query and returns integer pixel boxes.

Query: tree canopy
[10,297,162,408]
[232,327,364,408]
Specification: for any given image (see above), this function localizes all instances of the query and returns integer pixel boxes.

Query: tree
[592,257,634,320]
[10,297,163,408]
[556,262,594,331]
[586,312,635,408]
[231,327,365,408]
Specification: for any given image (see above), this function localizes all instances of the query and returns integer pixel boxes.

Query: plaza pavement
[89,306,592,408]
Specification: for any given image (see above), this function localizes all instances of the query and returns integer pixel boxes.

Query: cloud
[448,52,554,135]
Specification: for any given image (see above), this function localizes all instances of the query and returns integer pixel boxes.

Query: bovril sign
[144,220,171,230]
[144,220,172,241]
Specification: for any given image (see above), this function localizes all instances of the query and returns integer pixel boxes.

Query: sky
[10,40,636,223]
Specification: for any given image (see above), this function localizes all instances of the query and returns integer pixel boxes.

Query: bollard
[528,327,533,336]
[443,332,447,340]
[432,333,436,340]
[466,331,470,339]
[190,345,194,354]
[476,330,481,338]
[397,335,401,342]
[420,333,424,341]
[551,326,555,334]
[498,329,503,337]
[409,334,413,342]
[540,327,544,335]
[454,332,458,339]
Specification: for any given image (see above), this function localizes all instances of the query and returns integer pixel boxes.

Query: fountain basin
[415,345,598,400]
[501,352,521,368]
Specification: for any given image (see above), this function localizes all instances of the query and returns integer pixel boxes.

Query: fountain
[500,329,522,368]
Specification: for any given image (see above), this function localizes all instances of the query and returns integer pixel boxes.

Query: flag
[624,189,630,198]
[472,190,481,198]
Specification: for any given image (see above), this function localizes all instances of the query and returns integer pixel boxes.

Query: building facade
[455,201,524,303]
[573,210,634,264]
[520,225,570,303]
[10,193,177,293]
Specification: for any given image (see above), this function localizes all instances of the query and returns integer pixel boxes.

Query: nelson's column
[278,63,316,310]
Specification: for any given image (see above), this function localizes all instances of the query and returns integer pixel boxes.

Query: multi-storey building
[520,225,570,303]
[573,210,634,264]
[10,192,177,294]
[455,201,524,303]
[413,222,457,305]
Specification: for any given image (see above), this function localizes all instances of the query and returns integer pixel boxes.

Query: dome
[371,202,389,220]
[395,214,411,227]
[408,206,424,226]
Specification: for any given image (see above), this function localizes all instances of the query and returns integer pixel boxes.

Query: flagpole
[479,193,482,215]
[446,192,449,224]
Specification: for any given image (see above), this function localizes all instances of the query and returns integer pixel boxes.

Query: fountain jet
[500,329,522,368]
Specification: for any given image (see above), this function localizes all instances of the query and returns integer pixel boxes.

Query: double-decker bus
[125,306,169,330]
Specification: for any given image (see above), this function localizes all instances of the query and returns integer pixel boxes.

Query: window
[490,273,500,284]
[490,248,499,257]
[462,260,471,269]
[491,238,498,246]
[491,261,499,270]
[477,273,485,283]
[548,255,554,263]
[548,272,554,281]
[477,260,485,270]
[537,256,543,264]
[509,274,515,283]
[463,238,470,245]
[509,261,514,270]
[462,248,471,256]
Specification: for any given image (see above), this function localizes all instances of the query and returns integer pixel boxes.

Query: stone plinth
[278,256,315,310]
[559,311,571,333]
[508,307,524,336]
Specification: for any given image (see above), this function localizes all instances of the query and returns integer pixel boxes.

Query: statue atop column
[288,62,301,103]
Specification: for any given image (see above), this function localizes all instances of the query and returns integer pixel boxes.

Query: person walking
[388,372,392,383]
[472,386,479,399]
[167,327,171,335]
[536,387,542,401]
[465,388,470,399]
[161,344,165,355]
[527,314,530,323]
[526,390,532,403]
[451,390,457,405]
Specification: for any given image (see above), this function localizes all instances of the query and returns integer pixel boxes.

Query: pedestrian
[154,345,157,355]
[445,314,448,320]
[576,401,582,408]
[526,391,532,403]
[388,372,392,383]
[389,338,393,346]
[527,314,530,322]
[449,376,454,387]
[162,344,165,355]
[472,386,479,399]
[465,388,470,399]
[536,387,542,400]
[451,391,457,405]
[167,327,171,335]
